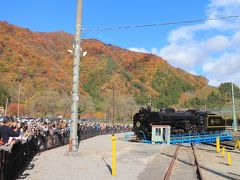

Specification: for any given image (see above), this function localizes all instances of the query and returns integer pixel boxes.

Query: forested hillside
[0,21,238,119]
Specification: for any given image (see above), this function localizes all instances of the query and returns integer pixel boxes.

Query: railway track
[163,143,204,180]
[203,141,235,150]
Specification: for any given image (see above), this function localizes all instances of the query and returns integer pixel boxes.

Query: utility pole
[4,97,8,116]
[111,82,116,176]
[32,100,35,118]
[69,0,82,153]
[238,100,240,120]
[231,82,237,131]
[112,83,115,134]
[17,83,21,120]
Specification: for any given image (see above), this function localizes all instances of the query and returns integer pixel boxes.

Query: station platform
[23,133,240,180]
[23,133,167,180]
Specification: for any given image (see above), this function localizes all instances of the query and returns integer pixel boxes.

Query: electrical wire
[82,15,240,32]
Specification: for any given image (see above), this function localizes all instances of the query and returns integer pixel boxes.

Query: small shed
[151,125,171,144]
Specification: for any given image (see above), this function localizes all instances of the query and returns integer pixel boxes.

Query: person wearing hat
[0,116,20,145]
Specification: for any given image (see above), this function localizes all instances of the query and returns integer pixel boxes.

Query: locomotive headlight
[136,121,141,128]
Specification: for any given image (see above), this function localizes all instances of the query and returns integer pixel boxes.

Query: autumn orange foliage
[0,21,211,116]
[7,103,24,116]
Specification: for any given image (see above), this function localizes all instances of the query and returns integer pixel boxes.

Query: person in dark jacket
[0,116,20,144]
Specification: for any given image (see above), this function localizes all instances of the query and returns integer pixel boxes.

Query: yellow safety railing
[227,152,232,166]
[222,147,225,157]
[112,135,116,176]
[216,136,220,153]
[234,140,240,150]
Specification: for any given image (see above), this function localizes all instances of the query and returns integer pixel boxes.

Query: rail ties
[163,143,180,180]
[191,143,204,180]
[163,143,204,180]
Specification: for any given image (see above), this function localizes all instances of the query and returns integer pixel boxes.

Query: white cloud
[233,31,240,44]
[150,48,159,55]
[209,0,240,6]
[204,35,230,51]
[202,62,214,73]
[168,26,194,43]
[203,52,240,75]
[208,72,240,87]
[128,47,149,53]
[159,44,208,69]
[207,78,220,87]
[154,0,240,86]
[127,0,240,86]
[207,0,240,17]
[203,51,240,86]
[189,70,197,75]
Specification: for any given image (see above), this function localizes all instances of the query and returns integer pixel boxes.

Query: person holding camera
[0,116,20,145]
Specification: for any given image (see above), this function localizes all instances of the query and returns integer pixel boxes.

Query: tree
[56,93,71,118]
[78,94,95,118]
[95,112,105,119]
[206,91,224,109]
[119,95,139,121]
[0,84,9,107]
[151,69,193,108]
[34,90,63,117]
[7,103,24,116]
[218,82,240,98]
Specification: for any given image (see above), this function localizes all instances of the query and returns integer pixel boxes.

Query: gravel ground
[138,144,198,180]
[22,133,167,180]
[21,134,240,180]
[195,144,240,180]
[137,144,173,180]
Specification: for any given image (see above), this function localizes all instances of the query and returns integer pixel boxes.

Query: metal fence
[1,138,37,180]
[0,126,132,180]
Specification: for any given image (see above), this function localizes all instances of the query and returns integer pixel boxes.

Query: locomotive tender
[133,106,226,140]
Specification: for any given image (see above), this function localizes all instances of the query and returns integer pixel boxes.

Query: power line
[82,15,240,32]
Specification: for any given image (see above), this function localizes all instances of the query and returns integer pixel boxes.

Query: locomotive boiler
[133,106,226,140]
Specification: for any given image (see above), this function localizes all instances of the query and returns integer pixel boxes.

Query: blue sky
[0,0,207,48]
[0,0,240,86]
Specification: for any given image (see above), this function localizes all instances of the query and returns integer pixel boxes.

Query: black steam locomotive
[133,106,226,140]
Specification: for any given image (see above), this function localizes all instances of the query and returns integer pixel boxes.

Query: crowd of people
[0,116,132,179]
[0,116,132,151]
